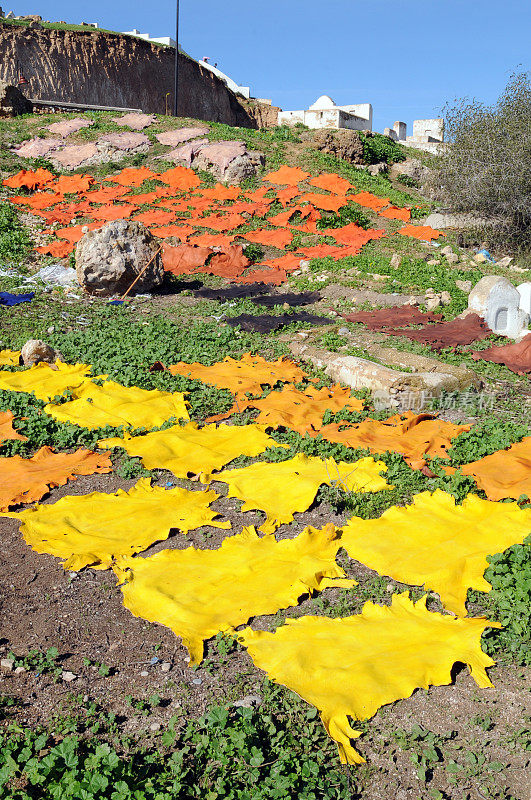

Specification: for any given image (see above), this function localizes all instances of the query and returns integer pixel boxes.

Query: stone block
[517,282,531,317]
[393,121,407,140]
[468,276,529,339]
[412,118,444,142]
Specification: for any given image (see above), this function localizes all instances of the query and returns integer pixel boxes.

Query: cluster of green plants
[469,536,531,665]
[316,203,371,231]
[0,683,355,799]
[7,647,61,678]
[444,417,529,465]
[0,204,32,264]
[358,132,407,166]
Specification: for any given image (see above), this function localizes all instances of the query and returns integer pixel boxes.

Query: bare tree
[437,71,531,254]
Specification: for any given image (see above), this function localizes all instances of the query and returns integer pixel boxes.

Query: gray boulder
[191,141,265,185]
[76,220,163,297]
[389,157,431,186]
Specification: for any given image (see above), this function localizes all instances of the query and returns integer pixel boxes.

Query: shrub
[436,70,531,254]
[360,132,406,165]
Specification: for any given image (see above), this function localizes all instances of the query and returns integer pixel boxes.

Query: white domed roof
[309,95,337,110]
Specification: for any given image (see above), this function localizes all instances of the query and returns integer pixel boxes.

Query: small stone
[445,252,459,265]
[425,287,436,296]
[47,326,55,334]
[233,694,262,709]
[386,583,395,592]
[160,662,172,673]
[474,253,487,264]
[408,296,418,306]
[338,327,349,336]
[1,657,14,671]
[83,694,89,703]
[299,260,310,273]
[440,291,452,305]
[140,670,149,677]
[14,666,25,675]
[497,256,513,268]
[192,678,202,686]
[149,722,161,732]
[441,246,453,256]
[426,259,440,266]
[426,297,441,310]
[455,279,472,292]
[61,671,77,682]
[390,253,401,269]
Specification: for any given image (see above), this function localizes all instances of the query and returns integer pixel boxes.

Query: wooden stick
[119,245,163,302]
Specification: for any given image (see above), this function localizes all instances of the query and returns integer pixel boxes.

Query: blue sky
[9,0,530,134]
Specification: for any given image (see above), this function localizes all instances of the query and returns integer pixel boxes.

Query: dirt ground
[1,469,529,800]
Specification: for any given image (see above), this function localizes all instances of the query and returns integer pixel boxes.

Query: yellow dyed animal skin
[340,489,531,615]
[2,477,229,570]
[116,524,355,665]
[99,422,283,479]
[213,453,392,533]
[45,379,189,430]
[0,361,93,401]
[0,349,20,366]
[239,593,499,764]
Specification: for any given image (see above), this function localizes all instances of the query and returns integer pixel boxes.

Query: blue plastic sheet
[0,291,35,306]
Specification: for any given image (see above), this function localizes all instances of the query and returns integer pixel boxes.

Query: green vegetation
[437,70,531,255]
[316,203,371,231]
[0,204,32,264]
[7,646,61,677]
[0,686,353,800]
[470,537,531,665]
[359,132,407,165]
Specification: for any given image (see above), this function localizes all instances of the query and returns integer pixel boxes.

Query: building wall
[0,23,256,125]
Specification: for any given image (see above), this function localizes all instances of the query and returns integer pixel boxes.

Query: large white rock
[468,276,529,339]
[76,220,163,297]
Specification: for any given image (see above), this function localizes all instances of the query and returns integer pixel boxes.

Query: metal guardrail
[30,99,143,113]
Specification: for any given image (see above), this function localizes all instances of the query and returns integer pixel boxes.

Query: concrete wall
[0,23,256,126]
[412,118,444,142]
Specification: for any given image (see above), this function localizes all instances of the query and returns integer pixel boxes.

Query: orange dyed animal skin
[214,384,364,435]
[320,412,470,469]
[446,437,531,501]
[0,411,28,444]
[398,225,444,241]
[164,353,307,401]
[263,165,311,185]
[0,446,113,511]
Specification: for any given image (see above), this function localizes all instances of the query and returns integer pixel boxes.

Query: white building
[199,59,250,100]
[383,119,445,154]
[278,95,373,131]
[122,29,177,48]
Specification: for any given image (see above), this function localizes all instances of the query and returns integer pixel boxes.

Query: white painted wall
[199,60,250,99]
[279,96,372,131]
